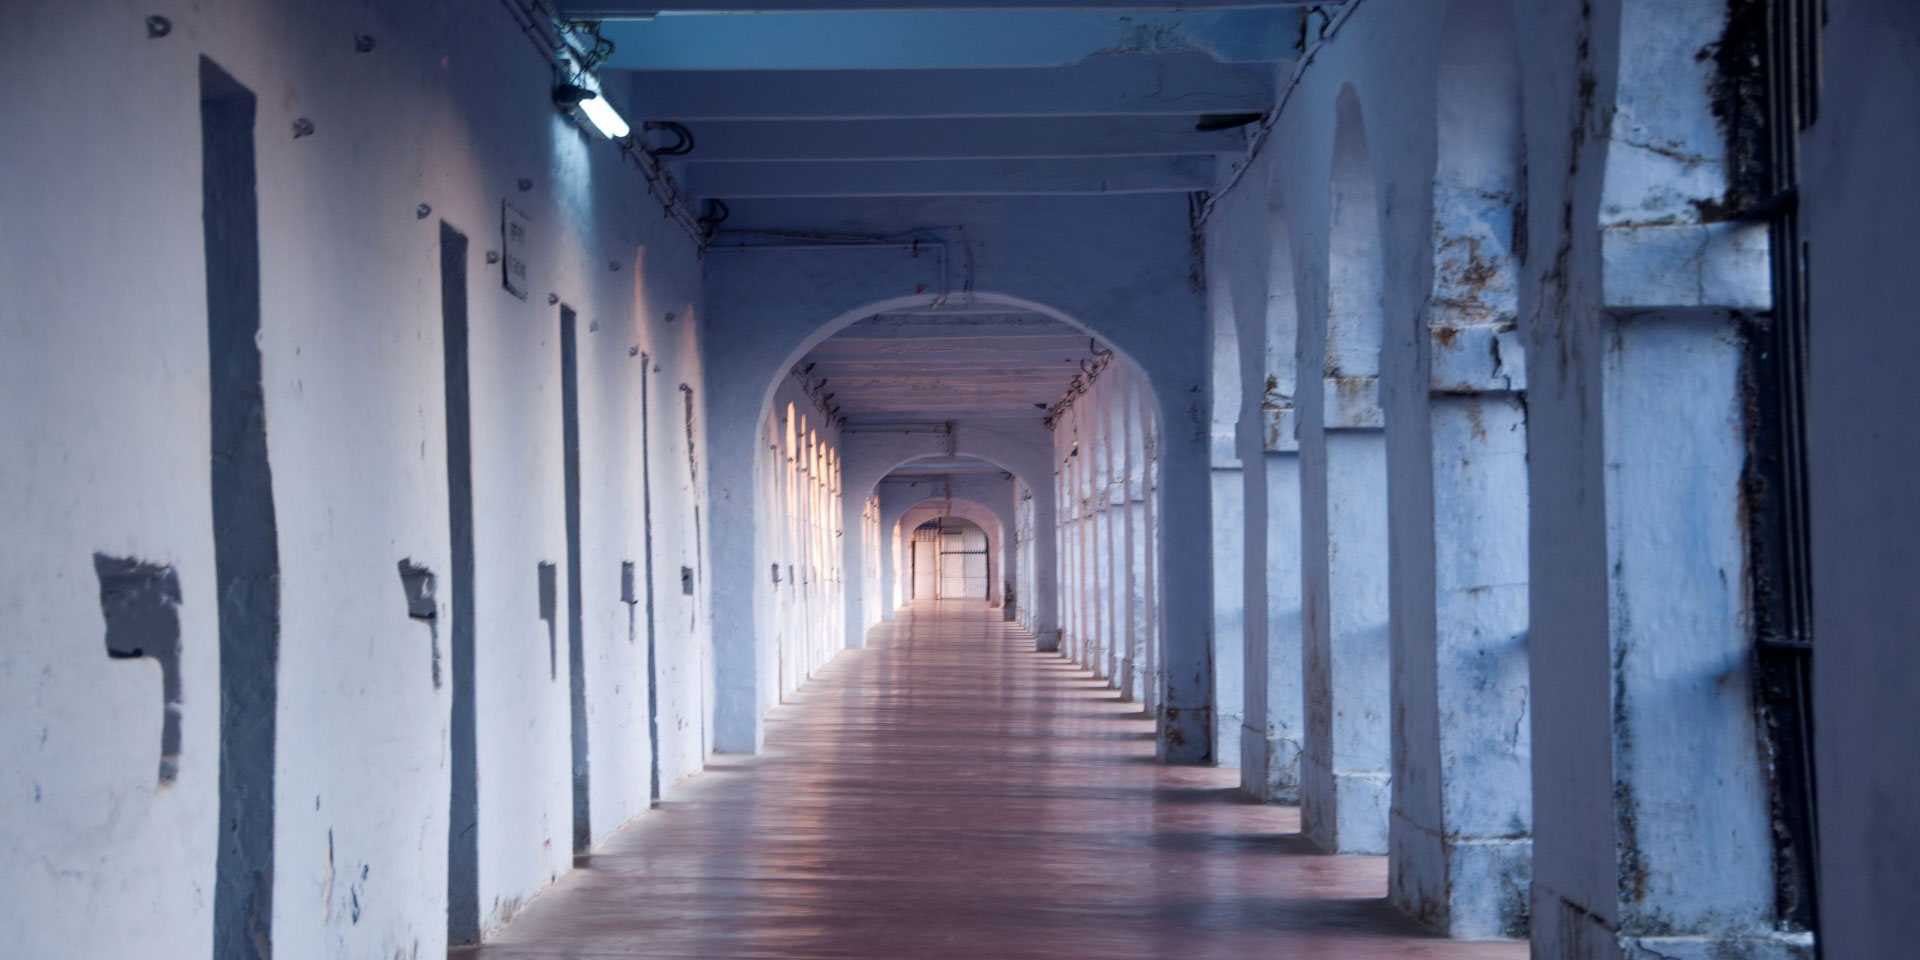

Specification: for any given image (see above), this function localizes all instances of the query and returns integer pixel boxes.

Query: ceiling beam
[565,0,1331,12]
[845,410,1049,421]
[882,301,1071,316]
[807,365,1084,377]
[891,456,1004,467]
[623,53,1274,120]
[891,475,1009,481]
[597,11,1296,71]
[821,377,1067,390]
[824,388,1069,400]
[679,116,1247,163]
[684,155,1213,198]
[832,314,1078,337]
[803,335,1091,356]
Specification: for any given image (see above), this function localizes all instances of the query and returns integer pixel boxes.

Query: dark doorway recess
[640,356,662,803]
[440,221,481,944]
[202,55,281,960]
[561,305,591,853]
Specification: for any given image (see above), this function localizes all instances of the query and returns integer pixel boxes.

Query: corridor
[458,602,1523,960]
[8,0,1919,957]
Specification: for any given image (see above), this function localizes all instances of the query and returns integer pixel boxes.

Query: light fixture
[554,73,630,141]
[577,93,630,140]
[1196,112,1264,133]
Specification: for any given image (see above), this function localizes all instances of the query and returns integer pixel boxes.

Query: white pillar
[1121,374,1147,701]
[1387,330,1531,937]
[1240,402,1304,801]
[1141,400,1163,719]
[1090,377,1114,681]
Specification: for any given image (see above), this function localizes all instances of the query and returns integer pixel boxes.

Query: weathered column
[1123,376,1149,702]
[1530,271,1796,958]
[1098,376,1113,683]
[1300,96,1393,851]
[1240,398,1304,801]
[1210,417,1246,768]
[1526,3,1809,954]
[1388,2,1533,931]
[1051,431,1067,650]
[1070,402,1090,664]
[1104,370,1130,685]
[1140,395,1164,719]
[1300,378,1390,853]
[1054,416,1074,658]
[1077,408,1093,665]
[1021,488,1039,633]
[1228,214,1306,803]
[1070,404,1093,664]
[1387,281,1532,939]
[1056,441,1074,656]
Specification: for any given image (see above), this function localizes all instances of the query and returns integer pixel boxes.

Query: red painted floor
[456,601,1529,959]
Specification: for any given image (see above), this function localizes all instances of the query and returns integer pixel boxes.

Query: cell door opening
[909,518,989,601]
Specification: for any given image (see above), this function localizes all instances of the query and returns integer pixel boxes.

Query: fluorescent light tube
[577,92,630,140]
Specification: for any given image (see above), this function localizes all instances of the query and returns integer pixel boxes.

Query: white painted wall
[0,2,709,956]
[762,377,853,702]
[1,8,225,956]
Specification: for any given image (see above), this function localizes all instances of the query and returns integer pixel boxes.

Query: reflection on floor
[455,600,1529,959]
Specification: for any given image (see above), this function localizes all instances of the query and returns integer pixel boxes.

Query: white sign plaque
[501,201,530,300]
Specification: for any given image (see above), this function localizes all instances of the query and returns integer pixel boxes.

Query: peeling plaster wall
[1205,0,1801,951]
[0,2,707,956]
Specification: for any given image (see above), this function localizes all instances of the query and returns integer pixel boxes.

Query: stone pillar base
[1157,704,1212,764]
[1620,935,1813,960]
[1533,887,1812,960]
[1302,758,1390,854]
[1238,726,1301,803]
[1442,837,1530,940]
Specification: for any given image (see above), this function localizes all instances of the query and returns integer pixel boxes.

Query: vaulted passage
[456,601,1523,960]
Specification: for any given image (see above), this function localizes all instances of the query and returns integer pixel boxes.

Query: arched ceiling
[797,309,1103,425]
[881,455,1013,489]
[557,1,1330,202]
[888,455,1009,477]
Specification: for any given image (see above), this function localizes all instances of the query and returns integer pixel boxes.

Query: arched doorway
[889,487,1012,613]
[706,287,1206,762]
[907,517,990,601]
